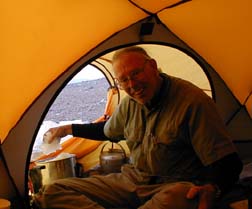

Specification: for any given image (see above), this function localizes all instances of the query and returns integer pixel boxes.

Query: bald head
[112,46,151,63]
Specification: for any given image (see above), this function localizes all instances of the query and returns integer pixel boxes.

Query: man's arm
[187,152,243,209]
[207,152,243,195]
[45,121,110,143]
[72,121,110,141]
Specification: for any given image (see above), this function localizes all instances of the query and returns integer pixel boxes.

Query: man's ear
[149,58,158,69]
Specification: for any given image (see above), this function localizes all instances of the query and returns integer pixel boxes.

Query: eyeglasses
[114,59,149,90]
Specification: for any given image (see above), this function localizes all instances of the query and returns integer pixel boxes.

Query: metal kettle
[99,142,127,174]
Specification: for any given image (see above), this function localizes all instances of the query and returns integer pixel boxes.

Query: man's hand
[43,125,72,143]
[186,184,218,209]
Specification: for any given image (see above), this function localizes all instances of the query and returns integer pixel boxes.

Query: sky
[69,65,104,84]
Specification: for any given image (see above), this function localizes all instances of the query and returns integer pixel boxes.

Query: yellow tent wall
[1,0,252,143]
[0,0,252,208]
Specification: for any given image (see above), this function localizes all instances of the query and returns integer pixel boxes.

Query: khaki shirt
[104,74,236,181]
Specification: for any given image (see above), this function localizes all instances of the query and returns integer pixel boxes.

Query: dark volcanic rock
[44,78,110,123]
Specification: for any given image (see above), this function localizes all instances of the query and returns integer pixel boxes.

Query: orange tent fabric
[1,1,252,207]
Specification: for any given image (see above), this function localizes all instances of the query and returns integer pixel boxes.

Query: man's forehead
[113,52,146,65]
[113,56,145,76]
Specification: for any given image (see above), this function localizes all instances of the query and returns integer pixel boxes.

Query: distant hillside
[44,78,110,123]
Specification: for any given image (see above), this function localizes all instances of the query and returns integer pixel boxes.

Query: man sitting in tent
[37,46,243,209]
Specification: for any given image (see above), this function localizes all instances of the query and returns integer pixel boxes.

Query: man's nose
[127,77,138,88]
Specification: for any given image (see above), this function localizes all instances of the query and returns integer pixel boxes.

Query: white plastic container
[41,131,61,154]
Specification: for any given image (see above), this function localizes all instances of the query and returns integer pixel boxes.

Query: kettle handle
[100,142,126,158]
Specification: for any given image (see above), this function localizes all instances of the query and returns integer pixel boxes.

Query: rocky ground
[44,78,110,123]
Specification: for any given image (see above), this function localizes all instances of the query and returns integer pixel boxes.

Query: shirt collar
[145,73,170,110]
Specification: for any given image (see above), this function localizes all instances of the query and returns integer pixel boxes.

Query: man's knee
[156,182,198,209]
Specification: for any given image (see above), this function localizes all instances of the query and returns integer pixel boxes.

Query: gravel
[44,78,110,123]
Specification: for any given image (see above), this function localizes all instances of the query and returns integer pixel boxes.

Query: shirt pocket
[154,122,179,145]
[124,124,144,144]
[150,125,182,163]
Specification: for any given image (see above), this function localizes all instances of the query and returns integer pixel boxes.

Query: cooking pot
[100,142,127,174]
[29,153,76,193]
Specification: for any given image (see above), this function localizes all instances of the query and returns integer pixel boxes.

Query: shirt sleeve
[188,92,237,166]
[72,121,110,141]
[104,97,129,141]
